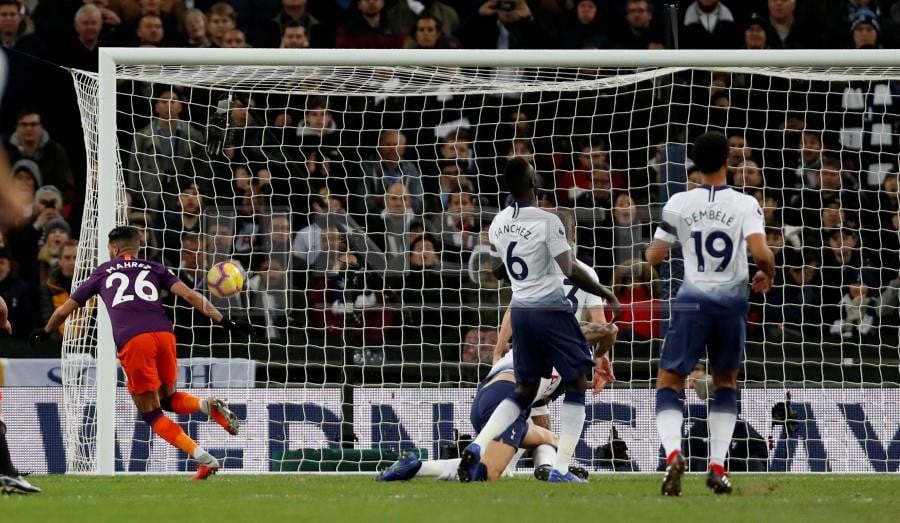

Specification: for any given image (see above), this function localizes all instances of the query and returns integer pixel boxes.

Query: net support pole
[94,49,118,475]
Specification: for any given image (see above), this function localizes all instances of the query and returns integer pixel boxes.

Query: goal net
[63,50,900,474]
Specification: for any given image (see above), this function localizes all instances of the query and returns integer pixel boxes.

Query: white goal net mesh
[66,62,900,474]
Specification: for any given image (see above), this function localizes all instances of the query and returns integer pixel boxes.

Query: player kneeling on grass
[32,226,255,480]
[0,296,41,495]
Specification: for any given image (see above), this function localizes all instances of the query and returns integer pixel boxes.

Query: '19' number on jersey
[106,270,159,307]
[690,231,734,272]
[506,242,529,280]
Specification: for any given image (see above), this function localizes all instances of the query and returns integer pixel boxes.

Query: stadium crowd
[1,0,899,375]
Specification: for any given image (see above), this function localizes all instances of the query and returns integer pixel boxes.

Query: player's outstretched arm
[169,281,256,335]
[170,281,224,323]
[31,298,80,345]
[493,305,512,363]
[747,233,775,293]
[554,249,619,314]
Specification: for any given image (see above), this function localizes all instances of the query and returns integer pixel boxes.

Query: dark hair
[306,95,328,111]
[416,13,442,31]
[108,226,140,247]
[282,19,306,36]
[16,107,40,123]
[503,157,535,198]
[693,131,729,174]
[821,155,842,170]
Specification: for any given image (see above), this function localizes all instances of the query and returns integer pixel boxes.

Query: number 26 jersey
[653,185,765,312]
[70,255,181,348]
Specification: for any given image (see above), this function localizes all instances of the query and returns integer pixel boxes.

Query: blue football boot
[376,452,423,482]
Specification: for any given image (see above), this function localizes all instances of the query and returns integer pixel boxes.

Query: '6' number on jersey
[106,270,159,307]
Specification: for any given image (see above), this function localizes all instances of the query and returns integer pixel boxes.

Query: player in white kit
[645,132,775,496]
[457,158,619,483]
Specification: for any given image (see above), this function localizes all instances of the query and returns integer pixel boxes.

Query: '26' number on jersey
[506,241,529,280]
[106,270,159,307]
[690,231,734,272]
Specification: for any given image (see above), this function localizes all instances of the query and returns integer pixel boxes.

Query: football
[206,260,245,299]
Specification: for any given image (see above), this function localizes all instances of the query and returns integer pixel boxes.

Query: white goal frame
[87,47,900,475]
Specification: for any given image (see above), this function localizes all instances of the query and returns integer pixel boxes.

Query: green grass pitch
[3,474,900,523]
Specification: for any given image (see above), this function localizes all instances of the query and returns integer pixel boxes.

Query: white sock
[418,458,460,480]
[553,402,585,472]
[472,398,523,449]
[708,411,737,467]
[656,409,683,459]
[192,446,207,460]
[200,399,210,415]
[533,444,556,468]
[503,449,525,477]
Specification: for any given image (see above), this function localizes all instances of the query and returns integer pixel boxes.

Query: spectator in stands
[682,0,739,49]
[466,0,541,49]
[404,234,459,344]
[850,8,880,48]
[7,108,75,204]
[612,258,660,341]
[614,0,663,49]
[763,192,783,228]
[37,217,70,285]
[732,160,764,191]
[297,96,339,153]
[64,4,105,71]
[361,129,424,213]
[561,0,608,49]
[462,327,498,364]
[372,182,415,266]
[610,192,650,265]
[431,190,480,257]
[788,155,860,227]
[280,19,309,48]
[336,0,405,49]
[767,0,818,49]
[221,27,248,47]
[575,167,613,212]
[128,89,208,212]
[160,184,202,266]
[268,213,294,270]
[256,0,321,48]
[787,129,823,190]
[388,0,459,40]
[437,129,476,177]
[830,270,877,340]
[40,238,76,338]
[247,256,289,341]
[175,232,202,288]
[0,0,49,130]
[743,12,769,49]
[293,194,333,271]
[407,13,458,49]
[559,139,607,206]
[135,14,164,46]
[11,159,41,208]
[727,133,751,169]
[6,183,62,284]
[0,246,36,337]
[183,8,211,47]
[207,2,237,48]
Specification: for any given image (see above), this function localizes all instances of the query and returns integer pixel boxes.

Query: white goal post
[63,48,900,475]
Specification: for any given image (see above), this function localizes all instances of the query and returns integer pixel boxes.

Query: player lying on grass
[0,296,41,495]
[645,131,774,496]
[458,162,620,483]
[31,226,255,480]
[378,218,618,483]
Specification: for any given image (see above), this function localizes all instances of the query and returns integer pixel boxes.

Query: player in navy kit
[32,226,253,479]
[646,132,775,495]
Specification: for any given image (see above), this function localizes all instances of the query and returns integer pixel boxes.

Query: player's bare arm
[553,249,619,314]
[169,281,224,323]
[40,298,80,336]
[747,233,775,294]
[645,238,673,266]
[493,305,513,363]
[0,296,11,334]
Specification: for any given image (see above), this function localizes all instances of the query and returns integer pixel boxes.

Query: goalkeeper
[32,226,255,480]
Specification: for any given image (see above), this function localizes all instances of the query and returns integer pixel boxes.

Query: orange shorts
[117,331,178,395]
